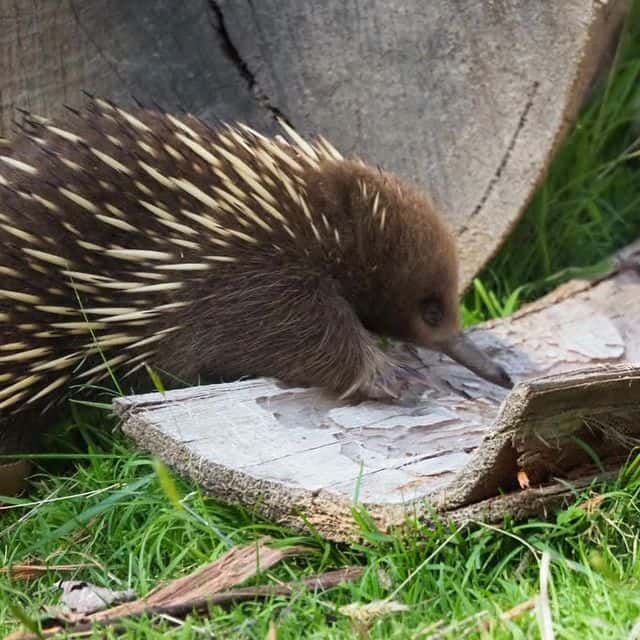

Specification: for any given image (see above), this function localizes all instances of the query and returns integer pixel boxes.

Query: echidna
[0,99,511,455]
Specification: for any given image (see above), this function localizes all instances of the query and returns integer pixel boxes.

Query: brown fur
[0,101,461,454]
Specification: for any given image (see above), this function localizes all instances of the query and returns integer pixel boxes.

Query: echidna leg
[0,408,56,456]
[155,272,423,402]
[230,276,423,401]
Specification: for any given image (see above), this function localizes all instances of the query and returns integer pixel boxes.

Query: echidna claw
[361,362,430,403]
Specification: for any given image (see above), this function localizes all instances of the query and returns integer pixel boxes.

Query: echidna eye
[421,298,444,327]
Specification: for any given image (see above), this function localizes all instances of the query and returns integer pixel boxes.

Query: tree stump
[0,0,629,288]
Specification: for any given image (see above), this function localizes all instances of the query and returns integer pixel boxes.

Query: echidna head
[343,164,512,389]
[405,236,511,389]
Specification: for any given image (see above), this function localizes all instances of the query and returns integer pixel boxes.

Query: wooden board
[115,241,640,541]
[0,0,629,289]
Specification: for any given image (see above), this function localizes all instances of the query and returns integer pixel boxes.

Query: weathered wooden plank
[115,242,640,541]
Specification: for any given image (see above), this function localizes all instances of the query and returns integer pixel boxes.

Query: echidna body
[0,101,510,454]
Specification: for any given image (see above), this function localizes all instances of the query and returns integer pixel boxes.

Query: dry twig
[0,564,91,582]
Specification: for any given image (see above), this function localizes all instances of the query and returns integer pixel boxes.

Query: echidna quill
[0,99,511,455]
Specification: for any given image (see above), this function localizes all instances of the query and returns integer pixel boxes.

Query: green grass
[2,431,640,638]
[3,7,640,638]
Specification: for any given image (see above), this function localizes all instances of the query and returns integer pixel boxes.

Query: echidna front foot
[351,359,430,404]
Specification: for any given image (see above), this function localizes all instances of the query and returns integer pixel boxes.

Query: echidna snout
[0,100,511,454]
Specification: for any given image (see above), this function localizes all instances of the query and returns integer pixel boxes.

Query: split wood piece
[116,241,640,541]
[0,1,629,289]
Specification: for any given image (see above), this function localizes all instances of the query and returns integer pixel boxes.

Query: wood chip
[517,470,531,490]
